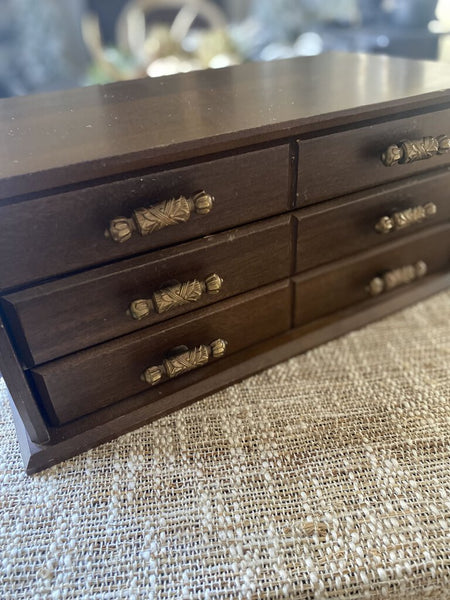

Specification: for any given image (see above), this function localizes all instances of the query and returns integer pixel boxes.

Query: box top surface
[2,52,450,199]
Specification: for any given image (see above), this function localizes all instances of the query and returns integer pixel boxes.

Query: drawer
[293,224,450,327]
[297,108,450,205]
[2,215,292,367]
[30,281,291,425]
[0,145,290,291]
[296,170,450,273]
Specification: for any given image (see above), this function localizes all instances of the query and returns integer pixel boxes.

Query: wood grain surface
[30,281,291,425]
[0,145,290,291]
[297,108,450,204]
[295,169,450,272]
[0,317,49,444]
[294,224,450,326]
[2,53,450,199]
[3,215,292,366]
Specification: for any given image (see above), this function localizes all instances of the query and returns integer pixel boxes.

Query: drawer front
[296,170,450,273]
[30,281,291,425]
[3,216,291,367]
[0,145,290,291]
[293,225,450,327]
[297,108,450,205]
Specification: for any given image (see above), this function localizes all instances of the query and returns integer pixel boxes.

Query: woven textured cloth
[1,291,449,599]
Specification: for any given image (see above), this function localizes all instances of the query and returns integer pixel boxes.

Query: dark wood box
[1,53,449,473]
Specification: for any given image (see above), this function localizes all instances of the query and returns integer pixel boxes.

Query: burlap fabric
[1,291,449,599]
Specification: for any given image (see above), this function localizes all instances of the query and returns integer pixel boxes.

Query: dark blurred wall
[0,0,88,97]
[87,0,128,44]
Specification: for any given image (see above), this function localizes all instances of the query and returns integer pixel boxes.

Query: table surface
[2,52,450,199]
[1,289,449,598]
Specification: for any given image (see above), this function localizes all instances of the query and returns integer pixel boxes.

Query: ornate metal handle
[129,273,223,320]
[142,339,227,386]
[381,135,450,167]
[375,202,437,234]
[367,261,427,296]
[105,190,214,243]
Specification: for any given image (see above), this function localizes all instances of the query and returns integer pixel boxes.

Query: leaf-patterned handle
[381,135,450,167]
[142,339,228,386]
[105,191,214,243]
[129,274,223,320]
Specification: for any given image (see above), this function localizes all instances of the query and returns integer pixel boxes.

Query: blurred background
[1,0,450,97]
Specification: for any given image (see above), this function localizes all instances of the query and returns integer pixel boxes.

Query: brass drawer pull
[375,202,437,234]
[381,135,450,167]
[105,191,214,243]
[368,261,427,296]
[129,273,223,320]
[142,339,227,386]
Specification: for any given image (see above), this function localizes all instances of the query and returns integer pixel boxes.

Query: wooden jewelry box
[1,53,449,473]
